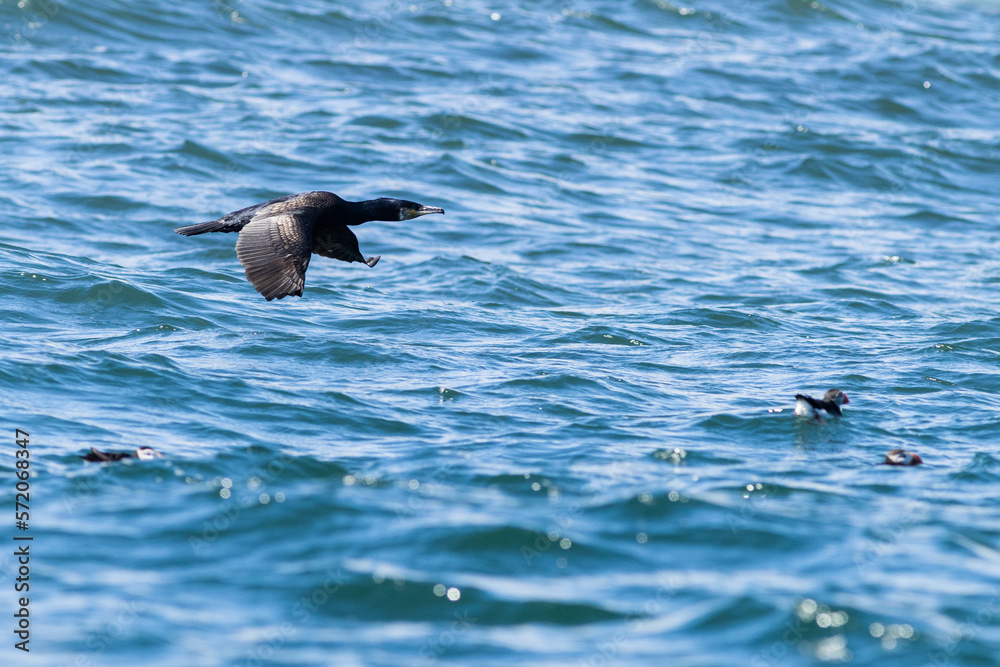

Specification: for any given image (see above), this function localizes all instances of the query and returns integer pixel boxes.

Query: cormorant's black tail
[174,220,231,236]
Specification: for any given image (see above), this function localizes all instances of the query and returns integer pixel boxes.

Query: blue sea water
[1,0,1000,664]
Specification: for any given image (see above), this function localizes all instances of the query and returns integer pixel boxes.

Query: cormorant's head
[369,198,444,221]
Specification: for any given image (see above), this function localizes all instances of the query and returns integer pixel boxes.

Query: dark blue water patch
[59,279,169,311]
[425,112,529,143]
[410,12,468,29]
[929,319,1000,340]
[655,308,785,331]
[421,155,511,196]
[542,325,650,347]
[814,292,922,317]
[872,95,925,119]
[345,115,407,129]
[320,576,628,626]
[651,447,745,466]
[49,191,152,214]
[175,138,241,167]
[22,55,134,83]
[784,154,904,192]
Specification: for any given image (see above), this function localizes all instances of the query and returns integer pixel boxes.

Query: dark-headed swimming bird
[81,447,162,462]
[175,191,444,301]
[794,388,849,420]
[882,449,923,466]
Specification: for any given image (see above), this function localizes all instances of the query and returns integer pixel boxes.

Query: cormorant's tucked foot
[175,191,443,300]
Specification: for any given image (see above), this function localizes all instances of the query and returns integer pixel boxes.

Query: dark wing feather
[313,224,379,267]
[235,210,318,300]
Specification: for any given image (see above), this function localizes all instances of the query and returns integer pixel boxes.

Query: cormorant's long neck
[339,199,391,226]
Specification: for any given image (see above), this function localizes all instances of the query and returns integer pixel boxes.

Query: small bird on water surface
[794,388,849,421]
[175,191,444,301]
[882,449,923,466]
[81,447,162,462]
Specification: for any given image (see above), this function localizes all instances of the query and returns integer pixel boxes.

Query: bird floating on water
[81,447,162,462]
[794,389,849,421]
[882,449,923,466]
[175,191,444,301]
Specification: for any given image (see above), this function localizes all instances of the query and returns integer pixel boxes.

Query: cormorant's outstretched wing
[313,224,380,268]
[235,210,318,301]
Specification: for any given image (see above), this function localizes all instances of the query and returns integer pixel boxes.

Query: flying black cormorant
[175,191,444,301]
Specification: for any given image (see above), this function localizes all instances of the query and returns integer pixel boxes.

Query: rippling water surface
[2,0,1000,664]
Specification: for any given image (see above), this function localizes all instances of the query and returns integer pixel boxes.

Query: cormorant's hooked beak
[408,205,444,219]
